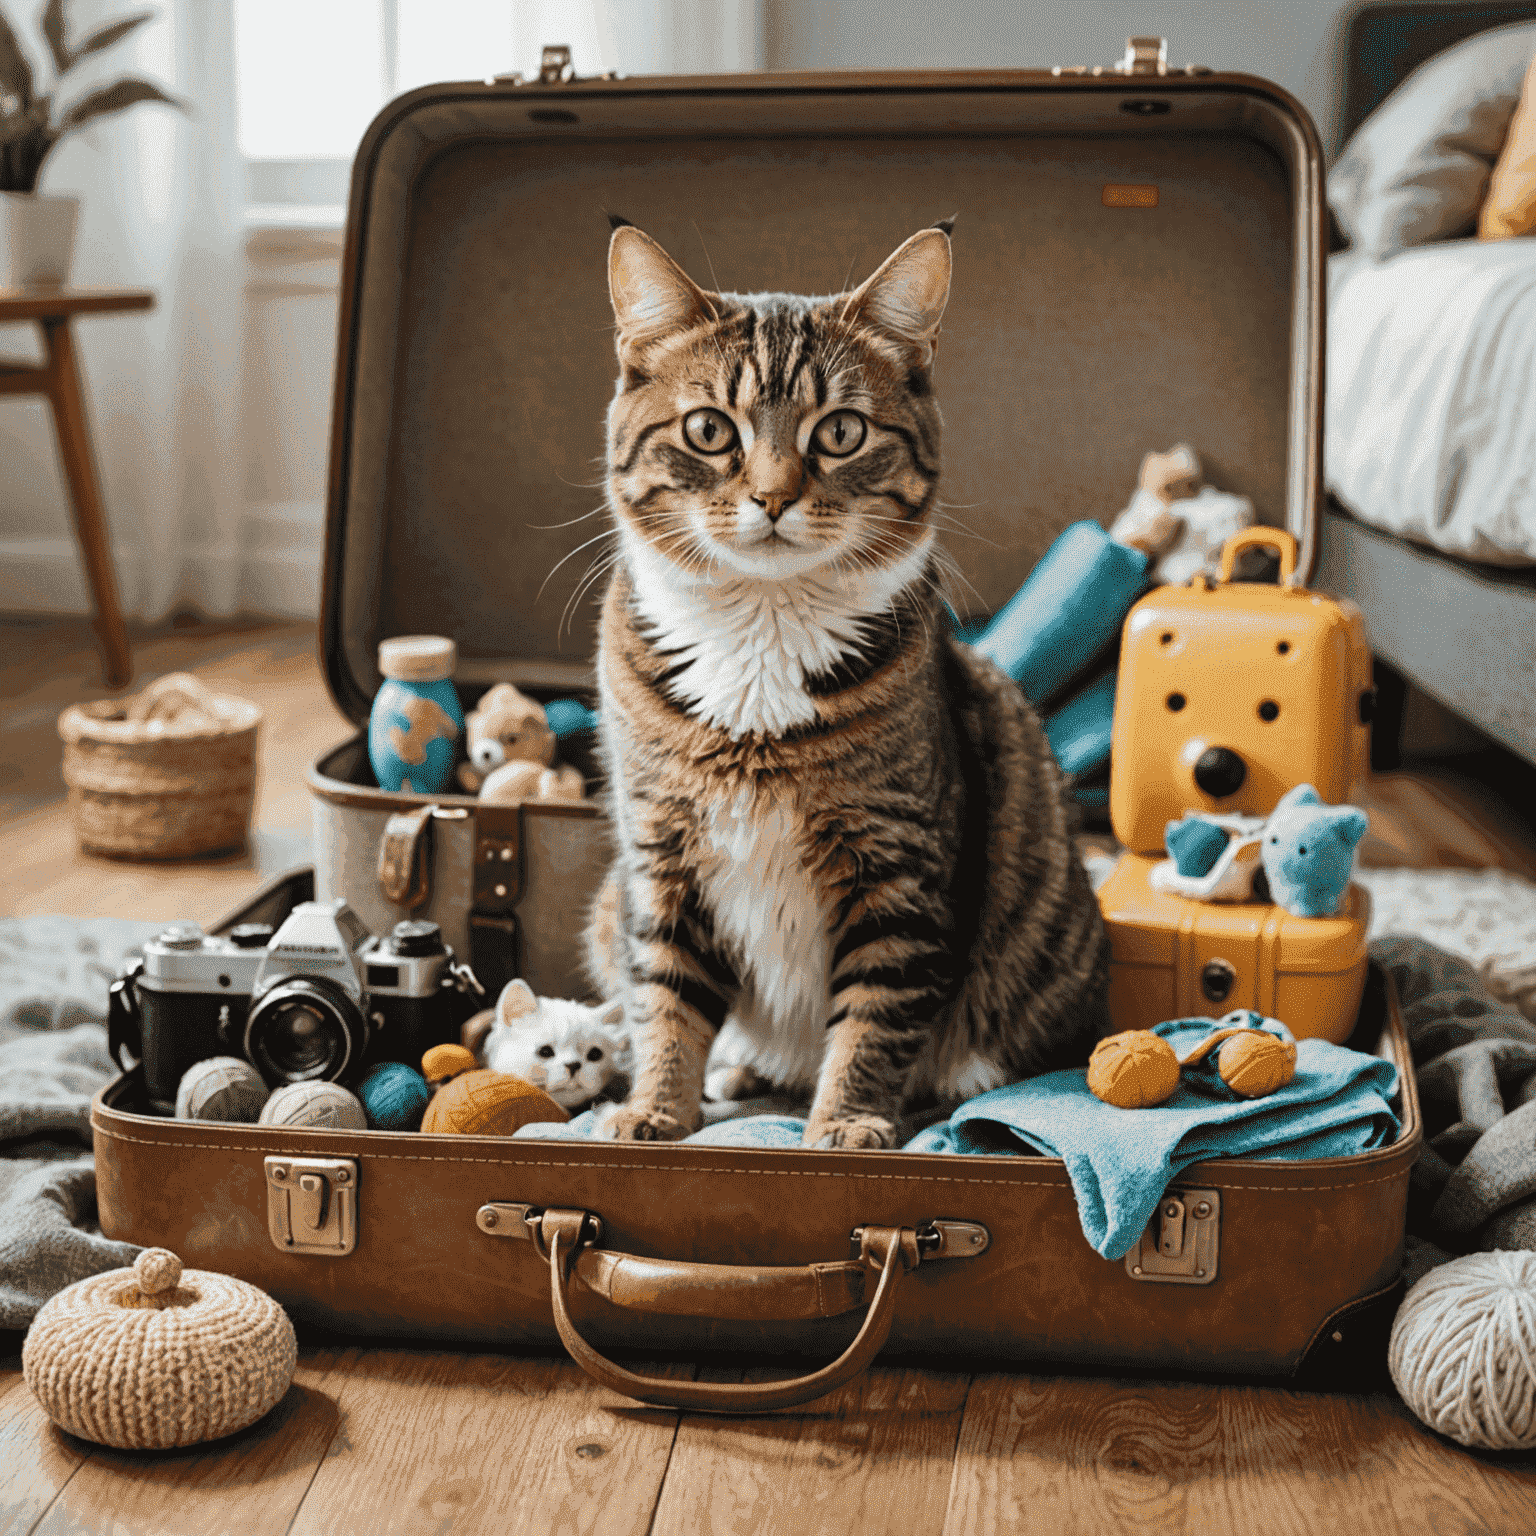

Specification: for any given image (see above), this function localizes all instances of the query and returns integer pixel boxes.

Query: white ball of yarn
[259,1080,366,1131]
[1389,1250,1536,1449]
[176,1056,270,1122]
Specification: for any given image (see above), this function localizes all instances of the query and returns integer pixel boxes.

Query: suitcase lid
[321,52,1325,726]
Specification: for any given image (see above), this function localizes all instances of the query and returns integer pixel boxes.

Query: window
[235,2,763,223]
[235,0,521,221]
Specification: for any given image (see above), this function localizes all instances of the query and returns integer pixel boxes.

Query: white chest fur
[695,788,830,1088]
[620,530,932,740]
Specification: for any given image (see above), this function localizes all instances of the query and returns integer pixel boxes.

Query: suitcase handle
[538,1209,919,1414]
[1218,527,1299,586]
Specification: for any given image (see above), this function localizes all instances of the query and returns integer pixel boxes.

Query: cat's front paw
[803,1115,898,1150]
[602,1102,695,1142]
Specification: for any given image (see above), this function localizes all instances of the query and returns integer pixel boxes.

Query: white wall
[764,0,1357,152]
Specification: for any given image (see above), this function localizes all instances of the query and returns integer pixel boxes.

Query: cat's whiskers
[538,527,623,605]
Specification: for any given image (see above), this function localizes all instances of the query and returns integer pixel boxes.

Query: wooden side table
[0,287,155,688]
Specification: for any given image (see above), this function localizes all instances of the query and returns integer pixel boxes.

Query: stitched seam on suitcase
[90,1125,1411,1190]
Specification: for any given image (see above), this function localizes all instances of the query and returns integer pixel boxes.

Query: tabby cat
[584,218,1110,1148]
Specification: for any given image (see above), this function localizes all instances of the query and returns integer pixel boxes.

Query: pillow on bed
[1329,21,1536,259]
[1480,51,1536,238]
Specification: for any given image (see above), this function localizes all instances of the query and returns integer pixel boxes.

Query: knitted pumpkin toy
[23,1248,296,1450]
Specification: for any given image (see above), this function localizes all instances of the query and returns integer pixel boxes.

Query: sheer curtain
[0,0,246,622]
[0,0,761,624]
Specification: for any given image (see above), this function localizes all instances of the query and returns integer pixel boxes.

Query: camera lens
[244,977,366,1086]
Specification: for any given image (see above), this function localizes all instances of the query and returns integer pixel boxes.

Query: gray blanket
[0,915,162,1329]
[1372,934,1536,1286]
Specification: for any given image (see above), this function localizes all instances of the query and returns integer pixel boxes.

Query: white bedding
[1326,240,1536,566]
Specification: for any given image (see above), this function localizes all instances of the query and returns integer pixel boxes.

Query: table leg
[41,317,133,688]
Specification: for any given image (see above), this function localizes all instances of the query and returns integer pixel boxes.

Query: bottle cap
[378,636,457,683]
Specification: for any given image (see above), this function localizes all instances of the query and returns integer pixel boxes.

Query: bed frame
[1316,0,1536,768]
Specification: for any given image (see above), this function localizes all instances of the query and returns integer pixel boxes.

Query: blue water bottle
[368,635,464,795]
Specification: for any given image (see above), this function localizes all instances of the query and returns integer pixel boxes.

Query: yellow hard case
[1100,529,1375,1043]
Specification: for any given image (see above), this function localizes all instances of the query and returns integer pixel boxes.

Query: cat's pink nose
[751,492,791,523]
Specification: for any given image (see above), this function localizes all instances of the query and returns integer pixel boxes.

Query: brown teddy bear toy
[456,682,585,803]
[456,683,556,793]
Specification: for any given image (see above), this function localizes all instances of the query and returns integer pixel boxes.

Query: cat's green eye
[812,410,866,457]
[537,1044,555,1058]
[683,408,736,454]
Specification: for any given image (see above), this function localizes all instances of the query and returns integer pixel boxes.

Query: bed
[1314,0,1536,767]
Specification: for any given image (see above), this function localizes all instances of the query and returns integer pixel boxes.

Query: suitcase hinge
[1120,36,1167,75]
[493,45,621,87]
[266,1157,358,1257]
[538,45,575,84]
[1126,1187,1220,1284]
[1052,36,1210,79]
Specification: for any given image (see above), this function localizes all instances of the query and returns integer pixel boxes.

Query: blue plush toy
[544,698,599,739]
[1260,783,1370,919]
[1153,785,1367,917]
[1165,815,1231,878]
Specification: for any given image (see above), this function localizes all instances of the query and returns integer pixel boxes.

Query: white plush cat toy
[480,979,630,1111]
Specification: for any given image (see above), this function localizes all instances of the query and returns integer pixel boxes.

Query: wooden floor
[4,616,1536,1536]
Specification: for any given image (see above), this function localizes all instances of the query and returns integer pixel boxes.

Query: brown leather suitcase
[93,43,1420,1411]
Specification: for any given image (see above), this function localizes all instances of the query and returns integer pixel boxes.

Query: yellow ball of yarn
[1087,1030,1181,1109]
[421,1069,569,1136]
[422,1042,479,1087]
[1218,1031,1298,1098]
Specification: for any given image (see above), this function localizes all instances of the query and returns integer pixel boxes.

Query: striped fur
[586,224,1110,1148]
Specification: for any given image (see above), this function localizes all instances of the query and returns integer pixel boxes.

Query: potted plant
[0,1,180,289]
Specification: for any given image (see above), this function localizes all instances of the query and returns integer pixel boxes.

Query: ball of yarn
[176,1057,270,1122]
[358,1061,431,1131]
[1217,1031,1298,1098]
[1087,1030,1181,1109]
[422,1043,480,1086]
[421,1069,569,1136]
[21,1247,296,1449]
[258,1081,366,1131]
[1390,1250,1536,1450]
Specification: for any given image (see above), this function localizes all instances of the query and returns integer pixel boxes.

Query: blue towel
[969,520,1147,707]
[904,1015,1400,1261]
[1043,671,1117,778]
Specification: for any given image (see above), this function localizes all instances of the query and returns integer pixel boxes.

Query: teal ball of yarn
[359,1062,431,1131]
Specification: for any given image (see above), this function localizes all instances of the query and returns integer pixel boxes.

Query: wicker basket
[57,696,261,860]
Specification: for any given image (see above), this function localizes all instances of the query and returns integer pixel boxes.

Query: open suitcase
[93,42,1421,1411]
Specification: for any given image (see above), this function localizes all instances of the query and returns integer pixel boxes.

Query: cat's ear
[609,225,717,356]
[496,978,538,1024]
[841,225,952,364]
[598,999,625,1027]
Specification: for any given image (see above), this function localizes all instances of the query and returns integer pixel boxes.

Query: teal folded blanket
[903,1017,1400,1261]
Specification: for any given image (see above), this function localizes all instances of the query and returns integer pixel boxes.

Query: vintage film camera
[1097,528,1376,1042]
[108,899,484,1110]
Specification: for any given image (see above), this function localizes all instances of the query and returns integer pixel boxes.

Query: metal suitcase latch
[1126,1187,1220,1284]
[267,1157,357,1256]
